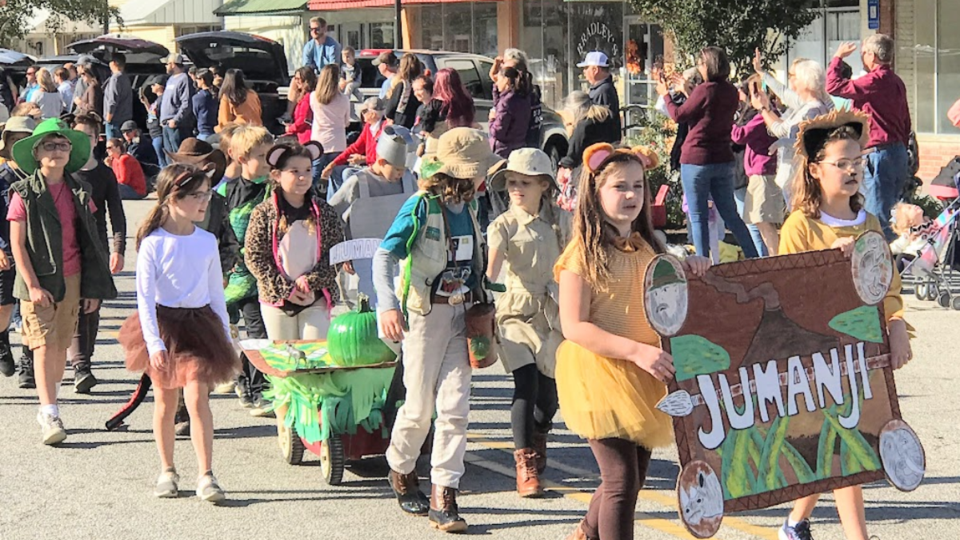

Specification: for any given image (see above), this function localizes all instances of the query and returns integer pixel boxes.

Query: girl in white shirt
[118,163,239,504]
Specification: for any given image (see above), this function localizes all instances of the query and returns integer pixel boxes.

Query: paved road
[1,198,957,540]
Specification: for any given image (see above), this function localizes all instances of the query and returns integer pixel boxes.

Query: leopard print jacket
[244,192,344,306]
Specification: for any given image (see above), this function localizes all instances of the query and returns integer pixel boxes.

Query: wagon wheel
[937,290,951,308]
[320,436,346,486]
[915,283,928,300]
[277,420,305,465]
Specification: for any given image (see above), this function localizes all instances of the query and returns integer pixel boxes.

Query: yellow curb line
[467,433,779,540]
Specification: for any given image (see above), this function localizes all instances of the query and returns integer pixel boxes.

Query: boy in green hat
[7,118,117,445]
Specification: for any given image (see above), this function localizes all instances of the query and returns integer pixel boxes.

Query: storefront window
[522,0,571,110]
[369,22,395,49]
[418,3,498,57]
[912,0,936,134]
[936,0,960,134]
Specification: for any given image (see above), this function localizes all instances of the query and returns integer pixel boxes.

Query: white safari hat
[489,147,558,192]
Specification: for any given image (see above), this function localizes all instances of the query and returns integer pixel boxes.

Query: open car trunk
[177,32,290,134]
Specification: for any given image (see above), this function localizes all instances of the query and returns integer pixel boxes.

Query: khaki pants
[260,303,330,340]
[386,303,472,489]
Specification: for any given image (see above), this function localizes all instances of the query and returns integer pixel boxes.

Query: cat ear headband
[582,143,660,174]
[266,140,325,169]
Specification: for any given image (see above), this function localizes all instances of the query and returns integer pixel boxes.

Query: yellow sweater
[779,210,904,321]
[216,90,263,132]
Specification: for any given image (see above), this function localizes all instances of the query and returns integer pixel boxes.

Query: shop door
[623,17,663,108]
[340,22,363,50]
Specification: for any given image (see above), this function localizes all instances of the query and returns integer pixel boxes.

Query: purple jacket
[730,113,777,177]
[489,89,531,159]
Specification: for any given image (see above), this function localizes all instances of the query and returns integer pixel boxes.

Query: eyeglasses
[188,191,213,203]
[105,146,116,151]
[39,141,72,152]
[819,157,866,173]
[26,71,36,76]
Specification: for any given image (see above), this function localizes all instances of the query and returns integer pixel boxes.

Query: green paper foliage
[669,334,731,382]
[264,367,396,445]
[828,306,883,343]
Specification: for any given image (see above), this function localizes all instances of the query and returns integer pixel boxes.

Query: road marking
[467,433,778,540]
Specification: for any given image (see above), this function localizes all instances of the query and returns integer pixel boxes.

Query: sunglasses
[310,27,323,33]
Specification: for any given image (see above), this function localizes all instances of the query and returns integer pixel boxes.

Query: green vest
[11,171,117,303]
[399,192,485,316]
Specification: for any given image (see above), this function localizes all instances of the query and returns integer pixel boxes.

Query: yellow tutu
[556,340,674,449]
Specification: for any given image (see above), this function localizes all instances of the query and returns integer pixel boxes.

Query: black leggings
[510,364,558,449]
[583,438,653,540]
[237,296,267,392]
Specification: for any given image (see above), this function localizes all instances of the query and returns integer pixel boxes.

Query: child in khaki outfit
[7,118,116,445]
[485,148,567,498]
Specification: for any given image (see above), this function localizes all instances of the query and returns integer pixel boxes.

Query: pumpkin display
[327,295,397,367]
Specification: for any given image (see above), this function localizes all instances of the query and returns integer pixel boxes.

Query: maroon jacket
[826,57,911,148]
[664,81,739,165]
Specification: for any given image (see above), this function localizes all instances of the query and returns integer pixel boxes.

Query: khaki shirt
[487,203,566,298]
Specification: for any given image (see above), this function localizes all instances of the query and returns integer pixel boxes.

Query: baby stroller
[901,159,960,309]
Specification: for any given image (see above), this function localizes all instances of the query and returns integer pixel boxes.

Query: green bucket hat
[11,118,91,175]
[650,259,684,289]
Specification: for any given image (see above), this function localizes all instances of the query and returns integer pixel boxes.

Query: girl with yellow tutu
[554,143,710,540]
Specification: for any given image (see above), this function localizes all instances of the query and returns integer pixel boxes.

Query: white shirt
[310,91,351,154]
[136,227,230,356]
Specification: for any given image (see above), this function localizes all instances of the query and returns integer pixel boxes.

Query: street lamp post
[395,0,402,48]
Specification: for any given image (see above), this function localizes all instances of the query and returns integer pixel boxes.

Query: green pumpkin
[327,295,397,367]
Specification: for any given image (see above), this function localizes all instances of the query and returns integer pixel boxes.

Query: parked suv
[35,35,170,129]
[354,49,568,168]
[176,31,290,135]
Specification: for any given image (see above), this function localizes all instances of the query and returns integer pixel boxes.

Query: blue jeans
[313,152,342,199]
[152,135,167,168]
[104,122,122,140]
[162,124,191,156]
[864,143,908,241]
[681,162,760,259]
[734,187,768,257]
[197,132,214,142]
[118,183,145,200]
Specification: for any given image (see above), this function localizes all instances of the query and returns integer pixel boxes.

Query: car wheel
[544,143,561,173]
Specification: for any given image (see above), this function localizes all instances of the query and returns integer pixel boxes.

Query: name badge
[451,235,472,262]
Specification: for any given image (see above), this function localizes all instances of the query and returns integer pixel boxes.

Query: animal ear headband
[583,143,661,174]
[172,162,218,188]
[266,141,325,169]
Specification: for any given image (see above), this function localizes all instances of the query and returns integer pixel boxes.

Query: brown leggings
[582,438,653,540]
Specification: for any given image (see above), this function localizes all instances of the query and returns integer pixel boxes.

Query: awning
[216,0,307,16]
[307,0,497,11]
[119,0,221,26]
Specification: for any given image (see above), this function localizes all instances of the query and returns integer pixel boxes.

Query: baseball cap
[120,120,139,132]
[76,54,98,68]
[376,125,414,168]
[147,74,168,87]
[372,51,398,68]
[577,51,610,68]
[358,96,385,115]
[161,53,185,65]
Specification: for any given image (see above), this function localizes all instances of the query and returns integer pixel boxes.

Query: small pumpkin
[327,295,397,367]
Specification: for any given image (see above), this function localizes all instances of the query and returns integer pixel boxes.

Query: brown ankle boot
[563,520,591,540]
[388,469,429,516]
[428,485,467,533]
[514,448,544,498]
[531,424,550,473]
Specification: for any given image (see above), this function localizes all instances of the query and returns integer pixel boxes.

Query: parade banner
[644,232,925,538]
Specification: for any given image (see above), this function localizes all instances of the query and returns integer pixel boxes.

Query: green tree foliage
[629,0,819,70]
[0,0,121,48]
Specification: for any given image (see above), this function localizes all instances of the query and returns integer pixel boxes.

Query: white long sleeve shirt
[136,227,231,356]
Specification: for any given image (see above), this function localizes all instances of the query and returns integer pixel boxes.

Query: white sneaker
[196,473,226,504]
[214,380,237,394]
[37,412,67,446]
[154,469,180,498]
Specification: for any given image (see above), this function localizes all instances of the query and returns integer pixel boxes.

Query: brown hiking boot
[564,520,591,540]
[388,469,429,516]
[514,448,544,498]
[428,485,467,533]
[531,426,550,474]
